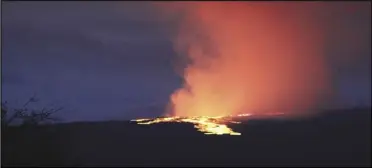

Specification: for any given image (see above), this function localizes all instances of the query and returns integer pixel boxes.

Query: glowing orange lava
[131,114,252,136]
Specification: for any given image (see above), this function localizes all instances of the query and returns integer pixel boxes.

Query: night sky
[2,2,371,122]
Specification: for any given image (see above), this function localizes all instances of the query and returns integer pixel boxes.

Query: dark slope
[2,109,371,167]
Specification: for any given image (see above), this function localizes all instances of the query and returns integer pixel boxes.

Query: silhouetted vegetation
[1,95,63,127]
[1,96,65,166]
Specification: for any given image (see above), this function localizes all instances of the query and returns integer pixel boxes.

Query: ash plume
[153,2,371,118]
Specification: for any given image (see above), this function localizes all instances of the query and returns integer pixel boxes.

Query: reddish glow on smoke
[152,2,368,117]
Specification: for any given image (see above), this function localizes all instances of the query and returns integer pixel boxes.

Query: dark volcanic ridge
[2,108,371,166]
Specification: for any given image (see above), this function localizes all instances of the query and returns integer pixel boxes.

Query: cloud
[2,2,370,121]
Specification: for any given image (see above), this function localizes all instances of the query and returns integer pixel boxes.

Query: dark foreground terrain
[2,109,371,167]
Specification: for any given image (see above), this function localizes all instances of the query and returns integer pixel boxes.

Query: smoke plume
[154,2,370,117]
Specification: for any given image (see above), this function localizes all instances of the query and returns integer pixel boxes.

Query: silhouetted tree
[1,101,8,126]
[1,95,63,127]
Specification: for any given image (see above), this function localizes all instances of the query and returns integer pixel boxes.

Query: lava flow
[131,113,252,136]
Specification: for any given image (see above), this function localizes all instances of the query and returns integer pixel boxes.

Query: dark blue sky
[2,2,371,122]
